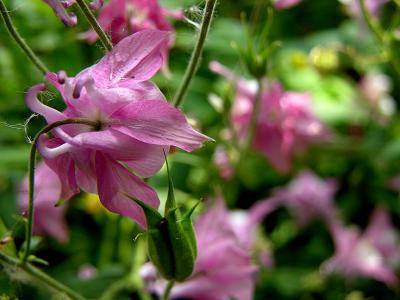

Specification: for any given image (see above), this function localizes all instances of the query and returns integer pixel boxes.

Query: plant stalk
[0,0,49,74]
[173,0,218,107]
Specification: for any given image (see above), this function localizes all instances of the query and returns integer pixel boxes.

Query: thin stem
[173,0,218,107]
[75,0,113,51]
[23,118,99,263]
[358,0,400,74]
[358,0,385,43]
[0,0,49,74]
[161,280,175,300]
[0,251,87,300]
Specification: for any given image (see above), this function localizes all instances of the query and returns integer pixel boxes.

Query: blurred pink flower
[210,61,329,173]
[26,30,211,229]
[18,162,68,243]
[140,198,269,300]
[83,0,183,72]
[272,0,302,10]
[322,209,399,286]
[359,72,395,123]
[261,170,337,226]
[78,264,98,279]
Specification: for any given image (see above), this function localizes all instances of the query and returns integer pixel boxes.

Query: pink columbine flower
[322,209,400,286]
[18,162,68,243]
[272,0,302,10]
[261,170,338,226]
[141,198,262,300]
[42,0,102,26]
[210,62,329,173]
[26,30,211,229]
[83,0,183,72]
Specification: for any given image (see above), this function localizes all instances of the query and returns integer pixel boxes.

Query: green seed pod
[125,159,198,282]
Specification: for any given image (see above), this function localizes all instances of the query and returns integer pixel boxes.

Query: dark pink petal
[111,100,212,152]
[95,153,160,228]
[89,30,170,85]
[39,137,79,200]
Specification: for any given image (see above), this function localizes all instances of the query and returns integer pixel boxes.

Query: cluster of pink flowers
[210,61,329,173]
[20,30,210,232]
[140,198,274,300]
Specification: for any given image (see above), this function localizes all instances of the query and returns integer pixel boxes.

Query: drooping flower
[322,210,400,286]
[42,0,102,26]
[18,162,68,243]
[259,170,338,227]
[210,61,329,173]
[272,0,302,10]
[26,30,211,229]
[83,0,183,72]
[140,198,263,300]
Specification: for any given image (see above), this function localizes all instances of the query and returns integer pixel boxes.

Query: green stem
[0,0,49,74]
[0,251,87,300]
[75,0,113,51]
[358,0,400,75]
[23,118,99,263]
[358,0,385,43]
[173,0,218,107]
[161,280,174,300]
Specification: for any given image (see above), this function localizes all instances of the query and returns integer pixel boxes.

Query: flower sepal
[125,159,198,282]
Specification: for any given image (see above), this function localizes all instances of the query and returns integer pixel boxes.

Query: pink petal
[89,30,170,85]
[18,162,69,243]
[111,100,212,152]
[64,128,166,177]
[39,138,80,200]
[95,153,160,228]
[25,84,65,124]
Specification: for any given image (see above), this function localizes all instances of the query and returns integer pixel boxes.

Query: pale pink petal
[25,84,66,124]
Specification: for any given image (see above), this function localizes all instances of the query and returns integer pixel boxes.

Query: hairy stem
[23,118,99,263]
[0,251,87,300]
[161,280,175,300]
[173,0,218,107]
[75,0,113,51]
[0,0,49,74]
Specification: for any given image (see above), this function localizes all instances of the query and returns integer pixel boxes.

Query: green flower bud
[125,160,198,282]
